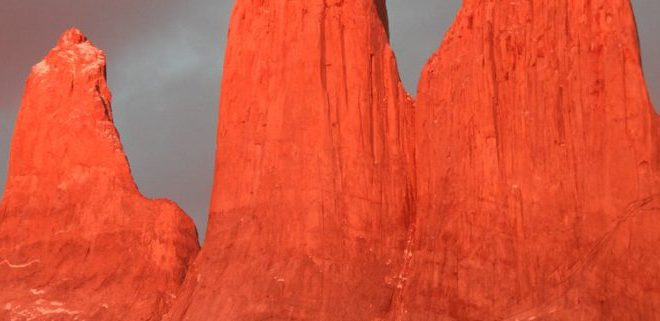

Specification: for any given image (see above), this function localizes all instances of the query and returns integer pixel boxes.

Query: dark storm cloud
[1,1,658,241]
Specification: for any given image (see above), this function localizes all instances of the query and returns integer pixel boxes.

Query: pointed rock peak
[10,28,125,192]
[0,25,199,321]
[57,28,89,47]
[40,28,105,76]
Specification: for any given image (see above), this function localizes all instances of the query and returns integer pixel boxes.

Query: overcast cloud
[1,1,658,241]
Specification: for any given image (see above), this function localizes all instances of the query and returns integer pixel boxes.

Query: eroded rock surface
[3,1,658,320]
[0,29,199,321]
[165,1,415,320]
[409,1,660,320]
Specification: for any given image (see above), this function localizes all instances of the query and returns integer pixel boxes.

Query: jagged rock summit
[0,28,199,321]
[165,1,415,320]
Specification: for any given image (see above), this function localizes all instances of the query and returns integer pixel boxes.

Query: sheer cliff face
[0,29,199,321]
[166,1,415,320]
[3,1,658,321]
[410,0,659,320]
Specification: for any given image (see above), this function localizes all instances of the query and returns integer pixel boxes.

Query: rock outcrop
[165,1,415,320]
[3,1,658,320]
[0,29,199,321]
[409,0,660,320]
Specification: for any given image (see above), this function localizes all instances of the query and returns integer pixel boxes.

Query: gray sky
[1,1,658,241]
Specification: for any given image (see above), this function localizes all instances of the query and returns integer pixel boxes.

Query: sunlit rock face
[0,29,199,321]
[164,1,416,320]
[409,0,660,320]
[2,0,658,320]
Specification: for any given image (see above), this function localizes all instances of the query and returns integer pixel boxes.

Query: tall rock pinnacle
[166,1,415,320]
[409,1,660,320]
[0,29,200,321]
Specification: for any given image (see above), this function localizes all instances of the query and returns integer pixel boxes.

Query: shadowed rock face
[409,0,660,320]
[0,29,199,321]
[165,1,415,320]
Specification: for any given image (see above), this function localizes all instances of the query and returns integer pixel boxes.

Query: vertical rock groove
[4,1,657,320]
[410,0,659,320]
[165,1,414,320]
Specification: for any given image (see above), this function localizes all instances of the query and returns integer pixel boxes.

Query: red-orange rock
[165,1,415,320]
[409,1,660,320]
[0,29,199,321]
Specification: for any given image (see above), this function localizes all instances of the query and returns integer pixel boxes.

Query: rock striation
[3,1,659,320]
[165,1,415,320]
[0,29,199,321]
[409,0,660,320]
